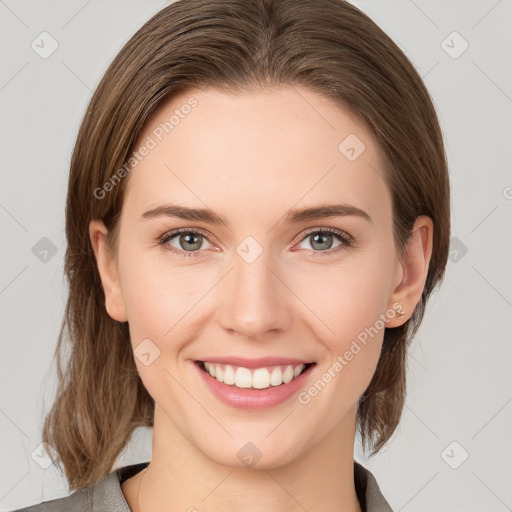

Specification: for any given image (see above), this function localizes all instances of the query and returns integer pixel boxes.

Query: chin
[199,436,305,471]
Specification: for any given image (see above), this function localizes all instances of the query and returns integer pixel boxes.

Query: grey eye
[167,232,212,252]
[299,231,344,251]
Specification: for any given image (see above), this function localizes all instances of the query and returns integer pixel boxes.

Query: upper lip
[196,356,315,369]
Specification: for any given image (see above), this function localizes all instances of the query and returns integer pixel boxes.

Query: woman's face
[92,85,415,469]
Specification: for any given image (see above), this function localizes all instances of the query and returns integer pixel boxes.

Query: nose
[217,248,291,340]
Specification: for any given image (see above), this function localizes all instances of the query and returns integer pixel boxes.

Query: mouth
[195,360,316,390]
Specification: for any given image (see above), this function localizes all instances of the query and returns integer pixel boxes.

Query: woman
[11,0,450,510]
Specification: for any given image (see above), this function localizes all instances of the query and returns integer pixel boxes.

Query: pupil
[182,233,201,250]
[311,233,332,250]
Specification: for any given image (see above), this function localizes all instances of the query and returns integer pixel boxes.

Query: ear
[386,215,434,327]
[89,219,128,322]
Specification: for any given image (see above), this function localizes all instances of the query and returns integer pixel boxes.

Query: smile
[193,359,317,410]
[197,361,315,390]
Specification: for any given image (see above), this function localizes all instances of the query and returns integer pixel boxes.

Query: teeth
[203,362,307,389]
[282,365,294,383]
[223,365,235,385]
[253,368,271,389]
[235,367,253,388]
[270,367,282,386]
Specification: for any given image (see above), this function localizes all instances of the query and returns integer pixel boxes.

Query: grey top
[11,460,393,511]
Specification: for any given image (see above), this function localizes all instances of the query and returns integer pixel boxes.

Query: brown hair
[42,0,450,489]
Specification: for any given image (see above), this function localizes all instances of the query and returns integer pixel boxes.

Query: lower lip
[194,361,316,410]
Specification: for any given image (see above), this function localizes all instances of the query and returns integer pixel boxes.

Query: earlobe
[386,216,434,327]
[89,219,128,323]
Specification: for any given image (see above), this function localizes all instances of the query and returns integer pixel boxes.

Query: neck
[130,405,362,512]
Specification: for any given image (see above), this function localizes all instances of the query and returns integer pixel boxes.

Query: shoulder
[8,487,90,512]
[354,461,394,512]
[7,462,150,512]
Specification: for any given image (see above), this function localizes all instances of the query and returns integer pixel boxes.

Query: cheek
[119,251,221,357]
[301,285,386,413]
[289,253,393,341]
[117,247,181,342]
[288,247,393,393]
[120,262,194,399]
[121,247,199,332]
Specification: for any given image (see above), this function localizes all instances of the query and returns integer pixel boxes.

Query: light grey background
[1,0,511,510]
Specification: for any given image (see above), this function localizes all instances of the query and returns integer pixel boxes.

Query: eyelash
[157,227,353,259]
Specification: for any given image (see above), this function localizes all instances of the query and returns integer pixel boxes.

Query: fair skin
[90,86,433,512]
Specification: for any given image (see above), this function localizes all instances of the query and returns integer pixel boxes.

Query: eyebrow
[140,203,371,226]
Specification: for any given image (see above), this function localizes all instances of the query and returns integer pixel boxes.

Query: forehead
[122,86,391,225]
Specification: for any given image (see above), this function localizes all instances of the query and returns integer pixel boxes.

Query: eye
[294,227,352,256]
[157,228,213,257]
[157,226,353,258]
